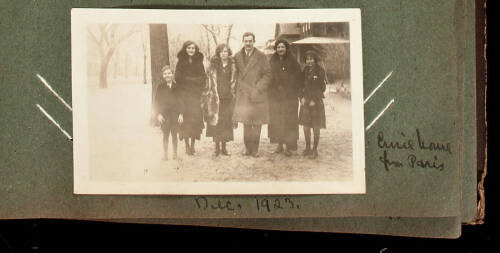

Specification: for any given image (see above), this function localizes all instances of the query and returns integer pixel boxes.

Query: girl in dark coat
[154,65,184,160]
[175,41,207,155]
[268,39,302,156]
[206,44,236,156]
[299,50,326,159]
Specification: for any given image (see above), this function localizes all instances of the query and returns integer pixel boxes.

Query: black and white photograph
[71,9,365,194]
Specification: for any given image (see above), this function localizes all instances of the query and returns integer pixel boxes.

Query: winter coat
[298,64,326,129]
[174,52,207,139]
[268,53,302,144]
[232,48,272,125]
[154,80,184,126]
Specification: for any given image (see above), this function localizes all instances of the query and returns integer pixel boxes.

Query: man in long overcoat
[232,32,272,157]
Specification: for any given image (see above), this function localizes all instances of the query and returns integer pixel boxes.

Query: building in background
[274,23,351,95]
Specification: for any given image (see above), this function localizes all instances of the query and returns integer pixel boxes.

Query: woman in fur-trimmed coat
[268,39,302,156]
[175,40,207,155]
[206,44,236,156]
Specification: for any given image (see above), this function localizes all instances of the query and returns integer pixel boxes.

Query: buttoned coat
[232,48,272,125]
[268,53,302,145]
[298,64,327,129]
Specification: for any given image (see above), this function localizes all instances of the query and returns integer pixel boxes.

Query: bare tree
[112,47,120,79]
[88,24,141,88]
[168,34,182,71]
[200,24,234,57]
[142,30,148,84]
[149,24,170,125]
[204,29,212,60]
[125,53,130,79]
[201,24,220,45]
[225,24,233,45]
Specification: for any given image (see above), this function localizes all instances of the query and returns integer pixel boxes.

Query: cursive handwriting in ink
[379,150,404,171]
[194,197,242,211]
[376,128,452,172]
[416,128,452,154]
[377,131,415,150]
[195,197,300,212]
[408,154,445,171]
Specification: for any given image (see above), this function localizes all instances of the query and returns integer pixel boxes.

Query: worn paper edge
[466,0,487,226]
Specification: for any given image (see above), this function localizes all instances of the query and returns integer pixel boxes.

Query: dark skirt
[299,100,326,129]
[206,98,234,142]
[268,97,299,148]
[179,94,205,140]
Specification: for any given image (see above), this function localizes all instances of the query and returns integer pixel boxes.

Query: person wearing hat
[299,50,326,159]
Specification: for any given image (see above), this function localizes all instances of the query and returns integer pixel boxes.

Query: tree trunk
[143,54,147,84]
[99,62,108,88]
[125,53,129,78]
[225,24,233,45]
[205,30,211,60]
[113,48,119,79]
[99,48,115,88]
[149,24,170,126]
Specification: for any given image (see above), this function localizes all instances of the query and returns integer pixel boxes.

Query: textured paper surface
[0,0,475,220]
[101,217,462,239]
[461,0,478,223]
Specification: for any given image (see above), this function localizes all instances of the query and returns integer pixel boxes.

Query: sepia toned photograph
[72,9,365,194]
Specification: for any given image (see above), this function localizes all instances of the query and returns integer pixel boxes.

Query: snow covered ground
[87,83,353,183]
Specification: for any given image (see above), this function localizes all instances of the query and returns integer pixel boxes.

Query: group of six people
[154,32,326,161]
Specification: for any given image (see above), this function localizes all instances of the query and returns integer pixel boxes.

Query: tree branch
[201,24,218,45]
[87,28,100,45]
[117,28,140,45]
[225,24,233,45]
[104,24,118,47]
[205,29,211,59]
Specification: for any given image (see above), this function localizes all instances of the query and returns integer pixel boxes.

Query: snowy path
[88,83,353,182]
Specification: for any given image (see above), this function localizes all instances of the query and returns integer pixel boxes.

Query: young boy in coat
[155,65,184,160]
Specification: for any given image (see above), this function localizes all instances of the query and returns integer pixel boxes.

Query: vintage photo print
[72,9,365,194]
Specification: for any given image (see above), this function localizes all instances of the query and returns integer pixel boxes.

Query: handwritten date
[256,198,299,212]
[193,197,300,212]
[194,197,242,211]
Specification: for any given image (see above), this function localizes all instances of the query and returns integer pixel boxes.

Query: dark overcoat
[154,80,184,132]
[154,80,184,123]
[232,48,272,125]
[298,64,326,129]
[174,52,207,139]
[268,53,302,145]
